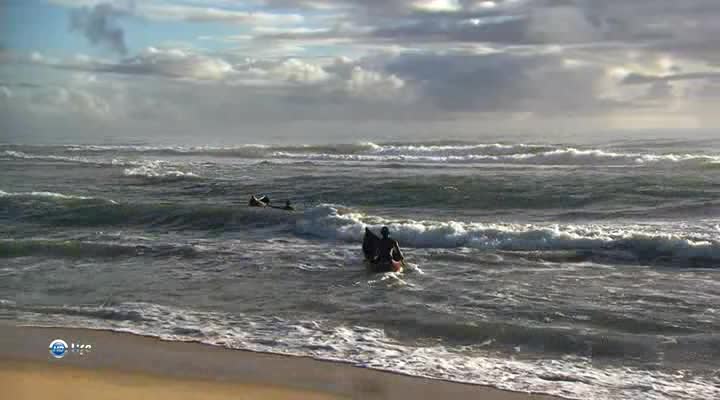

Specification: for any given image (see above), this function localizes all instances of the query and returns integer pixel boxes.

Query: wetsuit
[377,238,399,262]
[373,238,403,272]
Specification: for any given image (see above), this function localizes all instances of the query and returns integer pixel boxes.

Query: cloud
[29,46,409,107]
[622,72,720,85]
[345,66,406,99]
[70,3,130,55]
[384,51,615,113]
[94,47,235,80]
[136,4,304,24]
[254,58,332,83]
[26,86,112,116]
[250,3,610,48]
[251,0,720,59]
[6,0,720,141]
[329,59,406,100]
[0,86,12,99]
[54,1,305,25]
[7,44,682,117]
[368,16,533,44]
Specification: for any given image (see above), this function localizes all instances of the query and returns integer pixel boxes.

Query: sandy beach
[1,324,560,400]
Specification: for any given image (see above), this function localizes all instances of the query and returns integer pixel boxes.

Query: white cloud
[30,87,111,116]
[266,58,331,83]
[136,4,304,24]
[30,52,45,62]
[71,47,236,81]
[23,47,408,103]
[344,66,406,99]
[0,86,13,99]
[413,0,462,12]
[7,0,720,139]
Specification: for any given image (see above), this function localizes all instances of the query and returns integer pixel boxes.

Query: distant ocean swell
[2,151,205,179]
[0,238,201,259]
[2,191,717,267]
[3,143,720,166]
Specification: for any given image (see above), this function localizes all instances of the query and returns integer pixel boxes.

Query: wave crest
[5,143,719,167]
[0,190,117,204]
[123,162,201,181]
[297,205,720,267]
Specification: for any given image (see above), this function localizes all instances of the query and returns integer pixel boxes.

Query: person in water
[248,195,271,207]
[283,200,294,211]
[375,226,404,263]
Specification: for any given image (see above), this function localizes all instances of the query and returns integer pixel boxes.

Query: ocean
[1,139,719,400]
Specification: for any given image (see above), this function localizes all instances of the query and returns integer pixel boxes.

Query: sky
[2,0,720,144]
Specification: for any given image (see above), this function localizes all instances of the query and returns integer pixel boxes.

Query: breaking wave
[273,147,720,166]
[0,190,117,204]
[3,150,142,168]
[2,150,104,165]
[5,143,719,166]
[123,163,201,181]
[297,205,720,268]
[6,301,718,400]
[62,142,382,156]
[4,191,715,267]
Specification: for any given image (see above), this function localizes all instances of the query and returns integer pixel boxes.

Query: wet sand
[0,324,561,400]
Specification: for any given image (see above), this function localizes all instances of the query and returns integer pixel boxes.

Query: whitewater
[1,140,719,400]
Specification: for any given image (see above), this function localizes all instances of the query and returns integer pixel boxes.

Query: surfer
[363,226,404,272]
[376,226,404,263]
[282,200,294,211]
[248,195,270,207]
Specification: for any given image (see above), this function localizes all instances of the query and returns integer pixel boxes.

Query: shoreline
[1,324,561,400]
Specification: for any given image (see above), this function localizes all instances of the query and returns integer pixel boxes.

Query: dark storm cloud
[370,17,534,44]
[570,0,720,55]
[254,2,596,46]
[261,0,412,13]
[70,3,131,55]
[255,0,720,56]
[255,13,574,46]
[385,52,615,113]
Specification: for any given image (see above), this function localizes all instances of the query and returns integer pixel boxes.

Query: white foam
[12,301,719,400]
[3,150,150,168]
[271,147,720,165]
[0,190,90,200]
[65,144,270,152]
[2,150,100,164]
[123,161,201,180]
[296,205,720,265]
[6,144,719,167]
[370,143,549,156]
[0,190,117,203]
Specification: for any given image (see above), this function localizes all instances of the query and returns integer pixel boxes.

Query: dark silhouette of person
[248,195,270,207]
[375,226,404,263]
[283,200,294,211]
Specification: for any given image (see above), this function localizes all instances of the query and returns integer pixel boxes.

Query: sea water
[1,139,719,399]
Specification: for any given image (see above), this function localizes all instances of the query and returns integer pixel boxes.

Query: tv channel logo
[49,339,68,358]
[49,338,93,358]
